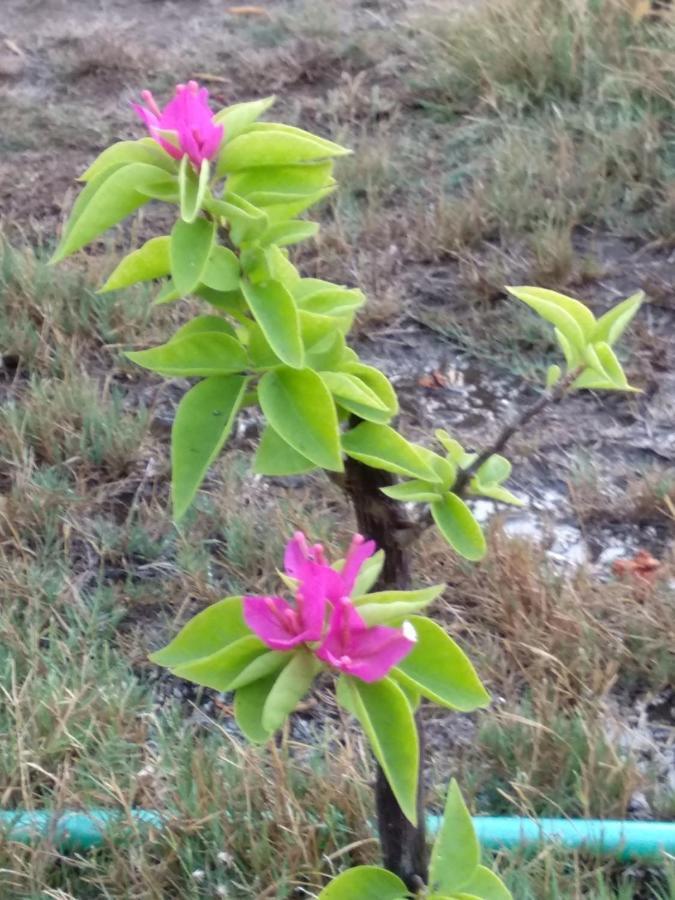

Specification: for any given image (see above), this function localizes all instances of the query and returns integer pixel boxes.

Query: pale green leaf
[431,493,486,561]
[593,342,628,387]
[241,279,304,369]
[261,220,319,247]
[99,236,171,293]
[234,674,277,744]
[317,866,408,900]
[262,648,319,732]
[79,138,177,181]
[258,367,343,471]
[320,372,388,411]
[219,126,349,172]
[202,245,240,292]
[354,585,444,625]
[170,315,236,342]
[179,156,210,223]
[342,423,440,482]
[227,650,288,691]
[429,779,480,895]
[170,217,215,296]
[149,595,247,667]
[506,286,589,355]
[338,675,419,825]
[380,480,444,503]
[172,634,268,691]
[227,160,334,200]
[171,374,247,520]
[126,332,247,377]
[507,286,596,337]
[213,96,276,136]
[253,424,318,476]
[395,617,490,712]
[593,292,643,346]
[546,364,562,387]
[461,866,513,900]
[51,163,170,262]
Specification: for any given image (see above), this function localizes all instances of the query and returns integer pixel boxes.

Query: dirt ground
[0,0,674,895]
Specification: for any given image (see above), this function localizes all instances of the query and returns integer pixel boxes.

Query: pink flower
[317,596,416,683]
[244,566,327,651]
[134,81,224,169]
[284,531,376,603]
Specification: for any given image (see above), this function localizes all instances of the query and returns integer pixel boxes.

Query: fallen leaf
[612,549,661,584]
[228,5,270,15]
[418,370,448,389]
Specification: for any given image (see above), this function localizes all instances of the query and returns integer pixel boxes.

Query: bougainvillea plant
[52,81,642,896]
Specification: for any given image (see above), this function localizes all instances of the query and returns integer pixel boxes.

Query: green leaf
[229,161,334,201]
[294,279,365,317]
[338,675,419,825]
[461,866,513,900]
[170,217,215,296]
[201,246,240,292]
[179,156,210,223]
[317,866,408,900]
[342,423,439,482]
[261,220,319,247]
[435,430,473,468]
[149,595,247,668]
[394,617,489,712]
[227,650,288,691]
[209,193,269,245]
[354,585,444,625]
[475,455,511,485]
[241,279,304,369]
[381,480,444,503]
[219,126,349,172]
[340,362,398,415]
[171,374,247,521]
[351,549,384,596]
[254,425,318,476]
[301,313,346,371]
[214,96,276,137]
[469,483,524,506]
[170,315,236,342]
[431,493,486,561]
[593,342,629,388]
[99,236,171,293]
[126,332,247,377]
[554,328,579,368]
[507,285,595,337]
[265,245,301,285]
[506,285,591,356]
[172,634,268,691]
[234,674,277,744]
[262,648,319,732]
[258,368,343,471]
[429,779,480,895]
[79,138,177,181]
[593,292,643,346]
[320,372,388,410]
[51,163,170,262]
[546,364,561,388]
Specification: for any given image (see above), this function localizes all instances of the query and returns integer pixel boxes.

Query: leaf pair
[507,286,643,390]
[336,617,488,824]
[150,595,319,742]
[317,780,511,899]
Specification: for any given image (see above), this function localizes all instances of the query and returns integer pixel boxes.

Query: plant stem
[408,367,583,541]
[343,453,429,891]
[452,367,582,496]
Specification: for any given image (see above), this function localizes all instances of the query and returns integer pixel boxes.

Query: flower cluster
[134,80,224,169]
[244,533,416,683]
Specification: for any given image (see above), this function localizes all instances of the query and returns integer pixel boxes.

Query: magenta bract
[317,596,416,683]
[245,532,415,682]
[134,81,224,169]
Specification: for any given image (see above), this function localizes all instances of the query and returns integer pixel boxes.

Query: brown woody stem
[343,453,428,891]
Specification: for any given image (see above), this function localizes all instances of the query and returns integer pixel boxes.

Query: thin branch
[405,367,583,544]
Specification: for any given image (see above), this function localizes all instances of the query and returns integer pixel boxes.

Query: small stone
[628,791,652,819]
